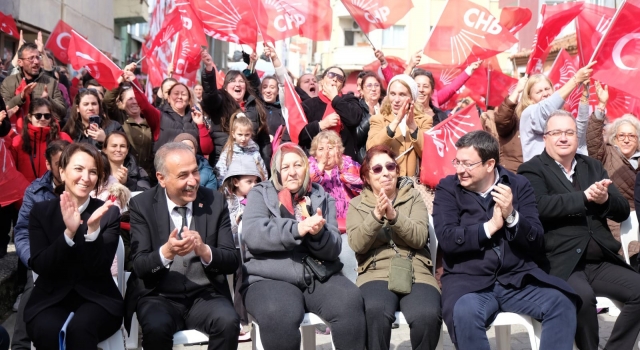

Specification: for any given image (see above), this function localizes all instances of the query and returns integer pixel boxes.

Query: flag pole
[361,31,375,49]
[588,0,626,64]
[486,67,491,107]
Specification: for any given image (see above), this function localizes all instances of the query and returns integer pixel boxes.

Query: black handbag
[302,255,344,283]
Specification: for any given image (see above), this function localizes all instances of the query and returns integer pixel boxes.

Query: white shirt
[555,158,577,182]
[159,191,212,267]
[475,169,519,237]
[64,198,100,246]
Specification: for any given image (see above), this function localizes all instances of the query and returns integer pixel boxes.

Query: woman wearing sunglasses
[367,75,433,177]
[298,66,364,160]
[346,145,441,350]
[11,98,72,183]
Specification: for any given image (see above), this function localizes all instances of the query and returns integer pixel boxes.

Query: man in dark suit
[433,130,577,350]
[125,142,240,350]
[519,111,640,350]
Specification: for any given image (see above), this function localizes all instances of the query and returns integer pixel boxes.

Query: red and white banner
[171,29,201,87]
[0,11,19,39]
[45,20,76,65]
[525,2,584,74]
[576,3,616,66]
[257,0,332,41]
[423,0,517,66]
[363,56,407,87]
[546,49,584,117]
[591,0,640,100]
[420,103,482,187]
[282,78,308,144]
[340,0,413,33]
[191,0,266,49]
[0,139,30,207]
[67,30,122,90]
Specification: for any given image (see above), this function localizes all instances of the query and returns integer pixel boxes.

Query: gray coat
[241,181,341,290]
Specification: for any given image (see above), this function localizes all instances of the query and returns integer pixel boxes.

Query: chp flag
[67,30,122,90]
[420,103,483,187]
[257,0,332,41]
[576,3,616,66]
[282,78,308,144]
[591,0,640,100]
[340,0,413,33]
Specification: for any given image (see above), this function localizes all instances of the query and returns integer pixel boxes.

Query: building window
[344,30,355,46]
[382,25,406,48]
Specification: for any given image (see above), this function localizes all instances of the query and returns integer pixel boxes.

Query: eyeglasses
[20,55,42,62]
[544,129,577,138]
[617,133,638,141]
[451,159,483,171]
[370,162,397,174]
[32,113,52,120]
[364,83,380,90]
[326,71,345,83]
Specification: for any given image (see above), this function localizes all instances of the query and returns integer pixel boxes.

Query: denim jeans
[452,281,576,350]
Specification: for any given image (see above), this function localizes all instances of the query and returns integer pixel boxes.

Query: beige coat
[366,112,432,177]
[347,177,439,291]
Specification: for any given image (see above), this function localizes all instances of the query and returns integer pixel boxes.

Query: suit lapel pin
[199,203,203,208]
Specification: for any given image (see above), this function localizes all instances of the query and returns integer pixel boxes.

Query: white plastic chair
[32,237,126,350]
[620,210,638,265]
[237,231,336,350]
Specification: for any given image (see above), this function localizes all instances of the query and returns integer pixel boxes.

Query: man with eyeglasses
[1,42,66,120]
[519,111,640,350]
[433,130,578,350]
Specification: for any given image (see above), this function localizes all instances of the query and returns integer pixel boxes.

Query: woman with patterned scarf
[241,143,366,350]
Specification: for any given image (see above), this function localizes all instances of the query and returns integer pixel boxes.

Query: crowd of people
[1,31,640,350]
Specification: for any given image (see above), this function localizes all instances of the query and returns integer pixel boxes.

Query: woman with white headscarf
[366,75,433,177]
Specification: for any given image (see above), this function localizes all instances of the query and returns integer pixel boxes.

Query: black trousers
[11,269,33,350]
[360,280,442,350]
[0,204,17,255]
[26,290,122,350]
[567,260,640,350]
[0,325,9,350]
[137,288,240,350]
[244,275,367,350]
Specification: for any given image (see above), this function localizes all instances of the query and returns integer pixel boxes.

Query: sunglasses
[371,162,397,174]
[326,71,345,83]
[32,113,52,120]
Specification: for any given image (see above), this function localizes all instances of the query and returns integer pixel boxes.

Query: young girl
[215,111,268,187]
[220,154,263,342]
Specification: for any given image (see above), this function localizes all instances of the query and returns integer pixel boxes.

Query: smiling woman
[63,89,123,149]
[102,131,151,192]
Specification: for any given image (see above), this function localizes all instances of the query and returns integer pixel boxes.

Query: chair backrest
[620,210,638,265]
[428,214,437,276]
[116,236,125,296]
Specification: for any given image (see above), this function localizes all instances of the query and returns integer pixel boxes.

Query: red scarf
[318,91,342,134]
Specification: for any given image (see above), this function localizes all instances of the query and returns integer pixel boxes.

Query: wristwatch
[505,210,517,225]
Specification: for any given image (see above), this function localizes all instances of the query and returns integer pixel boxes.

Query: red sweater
[11,124,72,183]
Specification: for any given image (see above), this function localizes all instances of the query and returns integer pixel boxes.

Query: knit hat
[173,133,199,151]
[388,74,418,102]
[223,154,265,183]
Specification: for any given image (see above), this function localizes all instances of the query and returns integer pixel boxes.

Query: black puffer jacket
[153,103,199,153]
[355,99,372,164]
[72,121,123,149]
[123,154,151,192]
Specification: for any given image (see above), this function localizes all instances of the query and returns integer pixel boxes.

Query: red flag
[67,31,122,90]
[416,63,463,91]
[145,53,164,88]
[487,69,517,107]
[340,0,413,33]
[423,0,517,65]
[174,0,209,47]
[591,0,640,99]
[420,103,483,187]
[546,49,584,117]
[283,78,308,144]
[192,0,266,49]
[363,56,407,86]
[171,29,201,87]
[146,10,183,56]
[257,0,332,41]
[0,139,30,207]
[44,20,76,65]
[0,11,19,39]
[525,2,584,75]
[576,3,615,66]
[499,6,533,34]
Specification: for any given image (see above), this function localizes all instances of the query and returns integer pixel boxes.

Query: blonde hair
[309,130,344,157]
[607,115,640,151]
[222,112,255,167]
[380,80,426,116]
[516,74,553,117]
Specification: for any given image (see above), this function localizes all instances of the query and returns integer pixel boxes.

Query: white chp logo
[351,0,391,24]
[446,7,504,65]
[264,0,306,32]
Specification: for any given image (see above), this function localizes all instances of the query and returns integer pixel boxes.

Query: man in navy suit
[125,142,240,350]
[433,130,577,350]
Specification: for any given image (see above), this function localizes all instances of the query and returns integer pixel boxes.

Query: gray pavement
[2,307,636,350]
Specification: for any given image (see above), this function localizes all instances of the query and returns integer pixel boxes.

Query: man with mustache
[124,142,240,350]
